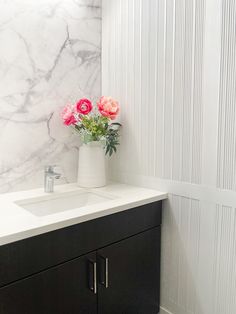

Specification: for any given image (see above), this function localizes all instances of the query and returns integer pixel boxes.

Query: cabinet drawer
[0,201,162,287]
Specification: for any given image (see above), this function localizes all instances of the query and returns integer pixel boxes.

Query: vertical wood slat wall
[102,0,236,313]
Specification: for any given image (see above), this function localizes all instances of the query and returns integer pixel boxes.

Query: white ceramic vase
[77,141,106,188]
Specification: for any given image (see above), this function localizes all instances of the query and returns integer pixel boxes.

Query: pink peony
[61,104,77,126]
[76,98,93,115]
[97,96,119,120]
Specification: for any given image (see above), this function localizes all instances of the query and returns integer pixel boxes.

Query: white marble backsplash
[0,0,101,193]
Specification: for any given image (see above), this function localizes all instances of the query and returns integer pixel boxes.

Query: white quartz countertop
[0,182,168,246]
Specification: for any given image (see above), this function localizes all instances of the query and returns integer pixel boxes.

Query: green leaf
[111,122,122,127]
[105,146,110,155]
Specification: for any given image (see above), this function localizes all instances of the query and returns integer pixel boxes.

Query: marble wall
[0,0,101,193]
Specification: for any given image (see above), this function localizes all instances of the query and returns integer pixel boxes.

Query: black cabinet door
[97,227,161,314]
[0,252,97,314]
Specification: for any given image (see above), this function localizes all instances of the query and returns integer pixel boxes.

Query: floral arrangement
[61,97,121,156]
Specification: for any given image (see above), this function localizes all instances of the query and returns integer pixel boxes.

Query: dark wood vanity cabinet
[0,252,97,314]
[0,201,162,314]
[97,227,161,314]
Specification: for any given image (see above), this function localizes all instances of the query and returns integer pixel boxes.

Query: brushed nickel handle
[88,260,97,294]
[99,256,109,288]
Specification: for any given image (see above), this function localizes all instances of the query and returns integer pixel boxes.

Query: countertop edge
[0,184,168,246]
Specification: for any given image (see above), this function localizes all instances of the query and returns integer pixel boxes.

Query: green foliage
[74,115,121,156]
[105,123,121,156]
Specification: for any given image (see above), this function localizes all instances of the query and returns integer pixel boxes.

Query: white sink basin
[15,190,114,217]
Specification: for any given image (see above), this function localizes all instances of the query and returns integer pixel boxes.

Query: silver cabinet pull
[99,256,109,288]
[88,260,97,294]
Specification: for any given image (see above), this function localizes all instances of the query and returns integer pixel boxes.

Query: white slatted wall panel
[103,0,205,183]
[212,205,236,314]
[102,0,236,313]
[217,0,236,191]
[161,196,201,314]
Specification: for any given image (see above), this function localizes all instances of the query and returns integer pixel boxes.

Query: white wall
[102,0,236,313]
[0,0,101,193]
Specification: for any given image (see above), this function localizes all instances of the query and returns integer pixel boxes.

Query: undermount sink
[15,190,114,217]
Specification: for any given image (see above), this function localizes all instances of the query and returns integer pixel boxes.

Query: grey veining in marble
[0,0,101,193]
